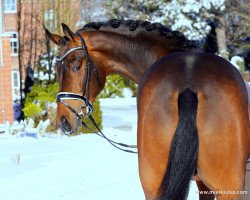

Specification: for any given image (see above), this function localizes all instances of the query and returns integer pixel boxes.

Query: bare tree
[17,0,23,103]
[16,0,80,86]
[214,13,228,52]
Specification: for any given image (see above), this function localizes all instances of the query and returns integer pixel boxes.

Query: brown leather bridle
[56,32,100,118]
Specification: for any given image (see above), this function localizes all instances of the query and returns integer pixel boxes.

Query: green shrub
[23,103,42,118]
[23,82,58,125]
[24,82,58,107]
[99,74,138,98]
[23,82,103,134]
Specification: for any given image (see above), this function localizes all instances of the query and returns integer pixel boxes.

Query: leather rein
[56,32,137,154]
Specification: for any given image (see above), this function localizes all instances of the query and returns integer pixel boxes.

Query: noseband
[56,32,100,118]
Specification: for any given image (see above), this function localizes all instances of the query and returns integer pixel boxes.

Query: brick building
[0,0,81,124]
[0,0,19,123]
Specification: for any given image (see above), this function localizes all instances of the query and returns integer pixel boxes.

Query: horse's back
[138,52,250,198]
[141,52,247,97]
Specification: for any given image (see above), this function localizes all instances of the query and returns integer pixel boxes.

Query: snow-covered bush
[34,53,56,82]
[230,56,245,72]
[105,0,225,41]
[218,50,245,72]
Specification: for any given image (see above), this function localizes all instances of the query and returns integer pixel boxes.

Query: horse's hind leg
[137,89,180,199]
[196,180,215,200]
[196,91,249,200]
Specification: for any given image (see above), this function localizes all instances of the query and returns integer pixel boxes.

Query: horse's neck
[86,31,168,84]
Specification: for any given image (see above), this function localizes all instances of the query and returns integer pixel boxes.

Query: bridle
[55,32,137,153]
[56,32,100,118]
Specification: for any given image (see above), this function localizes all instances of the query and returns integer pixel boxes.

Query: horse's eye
[72,65,81,71]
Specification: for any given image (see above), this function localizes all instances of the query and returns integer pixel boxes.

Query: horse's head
[45,24,106,134]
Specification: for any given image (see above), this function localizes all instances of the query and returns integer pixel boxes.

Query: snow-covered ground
[0,98,199,200]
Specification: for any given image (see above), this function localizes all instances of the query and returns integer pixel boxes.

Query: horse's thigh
[197,133,247,193]
[137,92,179,199]
[138,123,176,199]
[197,95,248,200]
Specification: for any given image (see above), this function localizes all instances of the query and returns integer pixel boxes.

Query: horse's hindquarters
[137,52,250,199]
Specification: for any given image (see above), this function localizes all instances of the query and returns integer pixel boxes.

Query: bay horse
[45,19,250,200]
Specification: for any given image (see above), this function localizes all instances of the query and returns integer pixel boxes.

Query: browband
[56,46,83,62]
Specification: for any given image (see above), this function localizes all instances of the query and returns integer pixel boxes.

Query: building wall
[0,36,14,123]
[4,13,17,32]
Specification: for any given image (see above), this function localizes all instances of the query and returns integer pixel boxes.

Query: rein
[56,32,137,154]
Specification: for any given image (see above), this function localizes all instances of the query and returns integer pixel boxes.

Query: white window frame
[44,10,56,32]
[11,71,20,101]
[4,0,17,13]
[11,71,20,89]
[6,32,18,56]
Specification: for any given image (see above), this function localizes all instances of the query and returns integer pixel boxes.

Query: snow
[0,98,199,200]
[34,71,55,81]
[122,88,133,98]
[230,56,244,71]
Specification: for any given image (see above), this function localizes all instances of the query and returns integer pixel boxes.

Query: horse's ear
[61,23,77,43]
[45,28,62,46]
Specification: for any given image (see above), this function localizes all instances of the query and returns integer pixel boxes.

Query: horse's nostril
[61,117,71,133]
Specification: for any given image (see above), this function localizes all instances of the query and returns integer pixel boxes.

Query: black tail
[157,88,199,200]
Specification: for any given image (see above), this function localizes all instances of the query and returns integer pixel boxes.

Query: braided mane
[77,19,198,50]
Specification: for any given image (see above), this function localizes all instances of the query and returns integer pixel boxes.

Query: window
[12,71,19,88]
[4,0,17,13]
[44,10,57,32]
[11,71,20,101]
[10,32,18,55]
